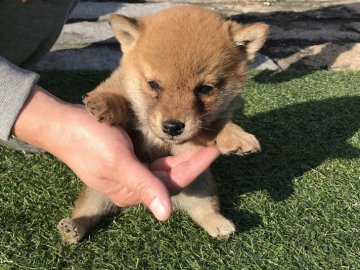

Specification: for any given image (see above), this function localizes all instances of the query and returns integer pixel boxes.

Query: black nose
[162,119,185,136]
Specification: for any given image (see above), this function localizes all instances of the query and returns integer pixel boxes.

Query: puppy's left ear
[109,14,143,53]
[228,21,269,62]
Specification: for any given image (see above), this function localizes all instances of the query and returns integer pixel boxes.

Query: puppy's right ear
[228,21,269,62]
[109,14,142,53]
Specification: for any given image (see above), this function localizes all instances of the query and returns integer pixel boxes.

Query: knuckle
[133,181,152,201]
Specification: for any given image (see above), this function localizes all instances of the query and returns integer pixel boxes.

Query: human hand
[13,86,219,221]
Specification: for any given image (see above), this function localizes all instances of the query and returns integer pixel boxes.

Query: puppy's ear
[228,21,269,61]
[109,14,142,53]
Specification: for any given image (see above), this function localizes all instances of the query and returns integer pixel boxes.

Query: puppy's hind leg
[57,187,119,244]
[172,170,235,239]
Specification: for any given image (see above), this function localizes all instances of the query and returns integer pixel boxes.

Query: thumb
[121,158,172,221]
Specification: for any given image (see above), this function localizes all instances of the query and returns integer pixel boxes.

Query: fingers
[110,147,218,221]
[151,147,219,193]
[118,155,172,221]
[150,151,195,171]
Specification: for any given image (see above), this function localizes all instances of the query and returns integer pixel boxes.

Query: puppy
[57,6,268,244]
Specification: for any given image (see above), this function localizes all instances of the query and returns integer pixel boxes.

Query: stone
[268,21,360,44]
[331,43,360,70]
[35,46,121,70]
[250,54,279,70]
[150,0,360,19]
[68,2,183,21]
[52,21,115,51]
[344,22,360,33]
[54,18,360,52]
[274,42,360,70]
[38,1,359,71]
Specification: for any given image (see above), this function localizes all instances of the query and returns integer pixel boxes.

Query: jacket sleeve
[0,56,40,149]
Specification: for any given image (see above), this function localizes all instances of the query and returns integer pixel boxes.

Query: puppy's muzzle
[162,119,185,137]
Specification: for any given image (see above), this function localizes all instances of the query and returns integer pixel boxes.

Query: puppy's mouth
[162,137,188,144]
[159,135,187,144]
[152,130,194,145]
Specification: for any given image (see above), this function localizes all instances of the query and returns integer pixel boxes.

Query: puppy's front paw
[216,123,261,155]
[57,218,85,244]
[83,92,116,124]
[201,214,236,239]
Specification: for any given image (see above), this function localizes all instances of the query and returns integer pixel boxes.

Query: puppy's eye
[195,85,214,95]
[148,81,160,92]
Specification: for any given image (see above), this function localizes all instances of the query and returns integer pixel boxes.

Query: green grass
[1,70,359,269]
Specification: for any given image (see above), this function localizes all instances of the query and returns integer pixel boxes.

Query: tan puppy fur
[57,6,268,243]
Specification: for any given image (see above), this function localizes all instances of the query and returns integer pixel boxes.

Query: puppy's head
[110,6,268,144]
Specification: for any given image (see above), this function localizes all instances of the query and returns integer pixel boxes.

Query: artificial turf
[0,70,359,269]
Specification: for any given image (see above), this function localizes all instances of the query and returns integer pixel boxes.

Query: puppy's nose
[162,119,185,136]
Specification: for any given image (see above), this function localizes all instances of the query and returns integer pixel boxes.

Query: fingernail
[149,197,169,221]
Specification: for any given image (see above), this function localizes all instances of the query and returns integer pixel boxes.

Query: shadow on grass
[215,95,360,231]
[252,69,315,84]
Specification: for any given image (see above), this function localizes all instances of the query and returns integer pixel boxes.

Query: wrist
[12,85,81,153]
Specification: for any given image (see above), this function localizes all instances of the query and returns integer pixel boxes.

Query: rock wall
[36,0,360,70]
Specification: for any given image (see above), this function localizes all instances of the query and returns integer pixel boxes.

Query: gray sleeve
[0,56,39,141]
[0,0,79,152]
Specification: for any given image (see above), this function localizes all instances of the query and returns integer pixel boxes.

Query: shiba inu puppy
[57,6,268,243]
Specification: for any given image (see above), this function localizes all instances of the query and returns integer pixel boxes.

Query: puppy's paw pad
[82,92,112,123]
[203,215,236,240]
[214,219,236,240]
[57,218,83,244]
[217,128,261,156]
[235,132,261,155]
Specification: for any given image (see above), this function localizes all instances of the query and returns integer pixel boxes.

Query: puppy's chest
[129,129,171,163]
